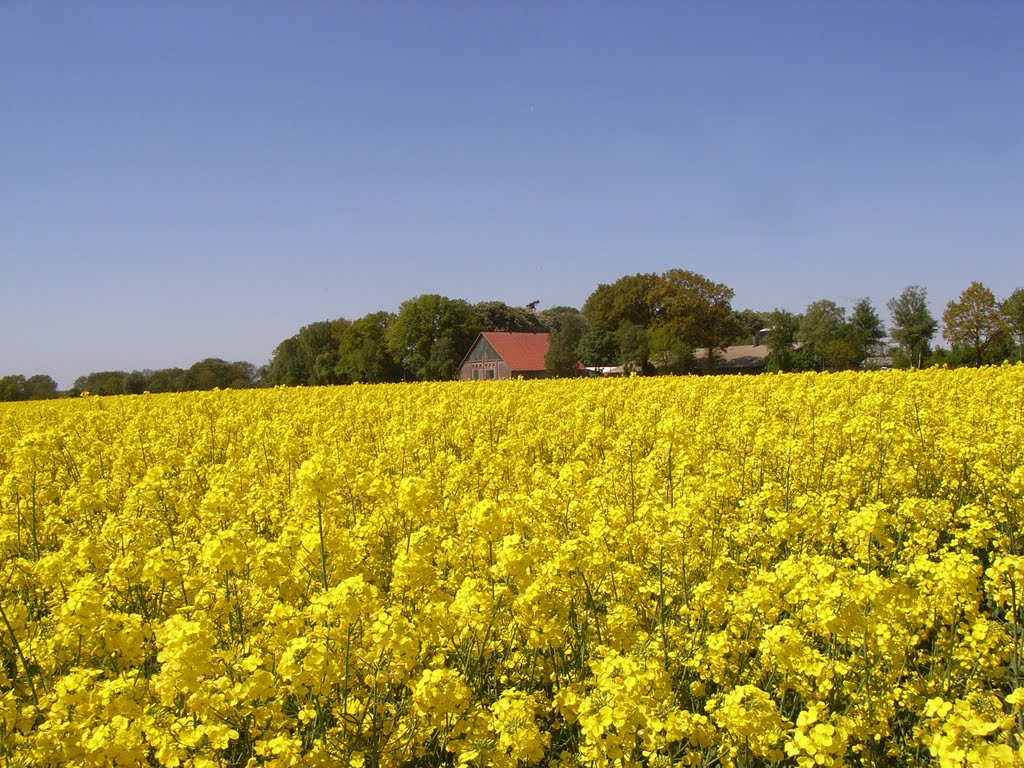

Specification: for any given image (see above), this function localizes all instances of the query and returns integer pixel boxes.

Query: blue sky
[2,2,1022,387]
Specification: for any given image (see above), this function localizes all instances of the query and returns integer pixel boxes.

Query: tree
[648,326,692,374]
[188,359,257,390]
[797,300,849,370]
[265,337,305,387]
[0,373,61,400]
[653,269,743,371]
[942,281,1007,367]
[887,285,937,368]
[581,269,742,372]
[543,335,580,377]
[124,371,149,395]
[793,299,879,371]
[847,298,886,364]
[337,312,402,383]
[582,273,662,330]
[537,306,583,334]
[145,368,190,393]
[732,309,769,345]
[0,375,26,401]
[265,319,349,386]
[543,309,586,377]
[386,295,481,381]
[21,375,58,400]
[613,323,651,374]
[764,309,810,372]
[473,301,544,333]
[71,371,131,396]
[576,324,617,367]
[302,320,349,386]
[1002,287,1024,362]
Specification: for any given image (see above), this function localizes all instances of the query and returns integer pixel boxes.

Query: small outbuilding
[693,344,771,375]
[457,332,551,381]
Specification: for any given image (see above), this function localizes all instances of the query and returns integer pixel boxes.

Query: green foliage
[386,295,481,381]
[732,309,769,345]
[847,298,886,359]
[798,300,847,370]
[887,285,937,368]
[336,312,402,384]
[72,371,132,396]
[543,309,586,377]
[473,301,544,333]
[28,270,1021,393]
[25,375,59,399]
[762,309,808,372]
[187,359,257,390]
[612,323,650,373]
[266,320,350,386]
[1002,287,1024,362]
[929,337,1013,368]
[543,336,581,378]
[765,309,798,350]
[536,306,583,334]
[0,375,27,401]
[942,281,1007,367]
[145,368,191,393]
[0,374,59,401]
[654,270,743,363]
[648,326,692,374]
[582,269,741,372]
[582,273,663,330]
[795,298,884,371]
[265,338,304,387]
[576,324,617,367]
[70,362,256,396]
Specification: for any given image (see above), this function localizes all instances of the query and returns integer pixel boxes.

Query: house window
[473,369,479,380]
[485,368,495,380]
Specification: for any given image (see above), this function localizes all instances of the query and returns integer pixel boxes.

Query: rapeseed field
[1,366,1022,767]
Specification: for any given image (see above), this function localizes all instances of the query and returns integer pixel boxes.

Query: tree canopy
[582,273,664,330]
[848,298,886,361]
[0,374,59,402]
[1002,287,1024,362]
[887,285,937,368]
[336,312,402,384]
[798,300,849,371]
[386,295,481,381]
[655,269,742,369]
[942,282,1006,367]
[541,307,587,377]
[70,361,257,396]
[473,301,544,333]
[764,309,813,373]
[795,298,885,371]
[581,269,740,372]
[187,359,258,390]
[265,320,349,386]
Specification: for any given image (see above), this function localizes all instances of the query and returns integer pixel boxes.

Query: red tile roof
[480,332,549,372]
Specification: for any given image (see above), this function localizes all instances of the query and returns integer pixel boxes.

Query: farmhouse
[693,343,771,375]
[457,332,551,380]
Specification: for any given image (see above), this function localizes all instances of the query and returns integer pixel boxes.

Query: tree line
[3,275,1023,401]
[0,359,258,401]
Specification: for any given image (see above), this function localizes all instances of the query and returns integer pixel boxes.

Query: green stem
[0,600,38,706]
[317,500,329,590]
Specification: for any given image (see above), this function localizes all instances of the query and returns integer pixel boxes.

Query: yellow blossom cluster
[1,365,1023,766]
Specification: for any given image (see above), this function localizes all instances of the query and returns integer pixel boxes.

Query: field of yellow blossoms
[1,365,1023,767]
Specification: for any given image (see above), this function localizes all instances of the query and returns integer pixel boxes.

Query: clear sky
[2,2,1022,388]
